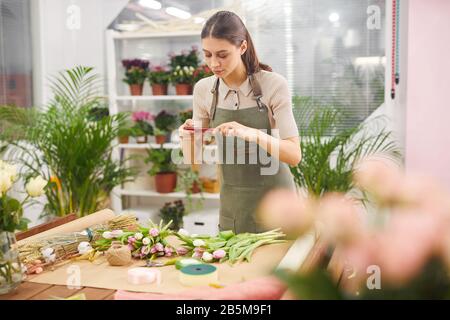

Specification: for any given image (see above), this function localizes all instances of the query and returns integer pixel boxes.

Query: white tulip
[178,228,190,237]
[193,239,205,247]
[26,175,47,197]
[189,66,194,72]
[0,171,13,194]
[134,232,143,240]
[142,237,150,245]
[202,252,213,262]
[78,242,92,254]
[102,231,113,239]
[41,247,54,258]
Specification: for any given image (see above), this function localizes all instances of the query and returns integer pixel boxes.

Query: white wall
[31,0,128,106]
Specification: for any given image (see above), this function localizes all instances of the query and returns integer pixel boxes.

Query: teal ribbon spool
[179,264,218,286]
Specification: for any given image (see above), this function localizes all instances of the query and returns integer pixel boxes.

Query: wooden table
[1,215,344,300]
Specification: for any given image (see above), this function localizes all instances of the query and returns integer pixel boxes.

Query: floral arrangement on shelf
[174,227,286,264]
[193,64,213,84]
[148,66,171,85]
[121,59,149,86]
[258,157,450,299]
[170,65,196,85]
[131,111,154,139]
[95,220,176,260]
[159,200,186,231]
[154,110,177,137]
[168,46,200,69]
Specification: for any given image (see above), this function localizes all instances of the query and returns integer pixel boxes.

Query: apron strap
[209,78,220,122]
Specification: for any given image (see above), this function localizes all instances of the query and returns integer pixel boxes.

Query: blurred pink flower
[353,157,403,205]
[155,243,164,252]
[257,188,315,235]
[131,111,154,122]
[316,193,366,245]
[213,249,226,260]
[164,247,173,257]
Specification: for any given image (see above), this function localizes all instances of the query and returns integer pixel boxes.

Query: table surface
[1,214,344,300]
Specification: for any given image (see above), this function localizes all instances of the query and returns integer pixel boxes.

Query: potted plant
[148,66,170,96]
[145,147,177,193]
[193,64,213,84]
[176,167,204,212]
[117,117,135,144]
[122,59,149,96]
[159,200,185,231]
[0,161,48,294]
[168,46,200,70]
[131,111,154,143]
[170,66,195,95]
[154,110,177,144]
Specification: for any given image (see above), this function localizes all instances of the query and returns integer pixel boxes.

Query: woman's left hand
[212,121,259,142]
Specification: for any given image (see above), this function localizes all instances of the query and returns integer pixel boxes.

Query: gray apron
[209,74,296,234]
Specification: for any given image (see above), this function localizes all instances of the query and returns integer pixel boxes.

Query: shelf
[118,143,217,151]
[112,31,201,40]
[116,95,193,101]
[117,189,220,200]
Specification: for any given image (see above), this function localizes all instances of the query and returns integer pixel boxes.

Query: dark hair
[201,11,272,75]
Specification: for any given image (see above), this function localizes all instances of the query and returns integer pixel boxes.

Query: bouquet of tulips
[94,220,176,260]
[174,228,286,264]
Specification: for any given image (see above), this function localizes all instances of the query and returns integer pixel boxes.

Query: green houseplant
[0,66,137,218]
[178,109,193,125]
[176,167,204,212]
[170,66,195,95]
[154,110,177,144]
[145,147,177,193]
[289,96,401,199]
[148,66,170,96]
[159,200,186,231]
[0,160,47,294]
[122,59,149,96]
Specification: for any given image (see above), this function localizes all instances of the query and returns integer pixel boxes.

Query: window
[0,0,33,108]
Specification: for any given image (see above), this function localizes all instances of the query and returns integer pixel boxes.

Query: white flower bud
[26,175,47,197]
[193,239,205,247]
[134,232,143,240]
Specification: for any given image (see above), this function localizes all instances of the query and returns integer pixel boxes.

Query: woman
[179,11,301,234]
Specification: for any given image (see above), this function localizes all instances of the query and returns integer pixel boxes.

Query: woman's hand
[178,119,194,139]
[212,121,259,142]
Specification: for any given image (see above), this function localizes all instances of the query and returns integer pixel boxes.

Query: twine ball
[106,241,132,266]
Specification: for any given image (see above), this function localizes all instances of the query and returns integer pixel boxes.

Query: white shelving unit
[106,29,220,235]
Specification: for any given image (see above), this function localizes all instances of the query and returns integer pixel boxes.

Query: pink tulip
[155,243,164,252]
[213,249,226,260]
[257,189,315,236]
[176,247,189,256]
[149,228,159,237]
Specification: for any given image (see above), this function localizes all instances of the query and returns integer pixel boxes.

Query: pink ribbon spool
[127,268,161,285]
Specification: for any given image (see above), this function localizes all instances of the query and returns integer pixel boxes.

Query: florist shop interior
[1,0,450,301]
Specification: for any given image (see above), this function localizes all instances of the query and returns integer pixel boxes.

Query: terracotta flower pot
[190,181,201,194]
[151,84,168,96]
[129,84,143,96]
[155,135,167,145]
[175,83,193,95]
[135,135,148,144]
[155,172,177,193]
[119,136,129,144]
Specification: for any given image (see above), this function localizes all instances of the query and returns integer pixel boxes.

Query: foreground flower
[176,247,189,256]
[111,230,124,238]
[134,232,143,240]
[26,175,47,197]
[142,237,151,245]
[154,243,164,252]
